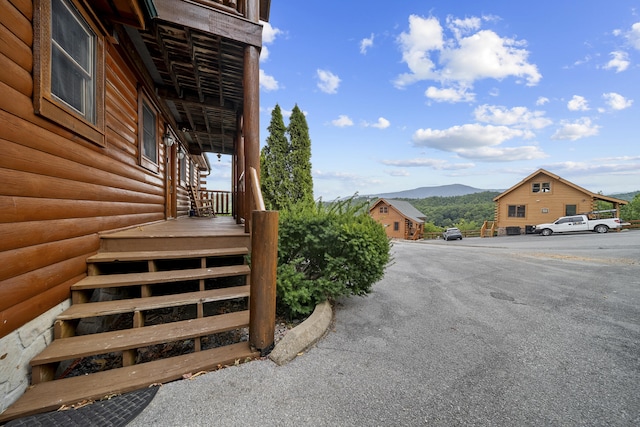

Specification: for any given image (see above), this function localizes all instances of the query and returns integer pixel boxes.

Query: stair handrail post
[249,209,278,355]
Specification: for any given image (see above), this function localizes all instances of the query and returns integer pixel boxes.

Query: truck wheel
[594,224,609,233]
[541,228,552,236]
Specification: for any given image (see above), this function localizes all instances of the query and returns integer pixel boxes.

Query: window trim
[34,0,106,147]
[138,90,159,173]
[379,206,388,214]
[507,204,526,218]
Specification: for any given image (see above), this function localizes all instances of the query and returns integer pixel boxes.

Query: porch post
[236,115,245,224]
[249,210,278,355]
[243,0,260,233]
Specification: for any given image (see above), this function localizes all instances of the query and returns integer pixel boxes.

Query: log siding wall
[0,0,172,338]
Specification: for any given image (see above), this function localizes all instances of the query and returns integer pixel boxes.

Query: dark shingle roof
[378,199,426,223]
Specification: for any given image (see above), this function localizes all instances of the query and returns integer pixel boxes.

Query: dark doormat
[5,386,159,427]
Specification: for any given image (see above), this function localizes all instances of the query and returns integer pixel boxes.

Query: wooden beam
[153,0,263,47]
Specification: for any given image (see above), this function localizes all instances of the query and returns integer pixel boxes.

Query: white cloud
[394,14,541,98]
[627,22,640,50]
[260,22,282,62]
[603,51,630,72]
[394,15,444,87]
[536,96,549,106]
[360,33,374,54]
[455,145,547,161]
[551,118,600,141]
[542,160,640,176]
[313,170,383,187]
[412,123,530,151]
[316,69,341,94]
[364,117,391,129]
[331,115,354,127]
[474,105,552,130]
[382,158,475,170]
[386,169,410,177]
[567,95,589,111]
[259,69,279,91]
[603,92,633,110]
[425,86,475,103]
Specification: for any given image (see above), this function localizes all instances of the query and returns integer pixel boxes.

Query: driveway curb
[269,300,333,366]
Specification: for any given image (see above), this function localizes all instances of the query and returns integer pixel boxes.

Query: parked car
[443,227,463,241]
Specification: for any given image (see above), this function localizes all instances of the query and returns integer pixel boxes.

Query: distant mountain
[367,184,502,199]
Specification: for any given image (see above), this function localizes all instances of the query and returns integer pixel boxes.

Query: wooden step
[87,247,249,263]
[0,342,259,423]
[32,311,250,367]
[71,265,250,291]
[99,235,250,252]
[58,285,250,321]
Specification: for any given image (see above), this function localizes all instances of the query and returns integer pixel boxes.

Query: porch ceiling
[120,1,269,157]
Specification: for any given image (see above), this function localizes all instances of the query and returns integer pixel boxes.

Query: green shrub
[276,198,391,318]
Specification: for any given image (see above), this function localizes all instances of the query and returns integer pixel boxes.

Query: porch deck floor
[102,216,246,239]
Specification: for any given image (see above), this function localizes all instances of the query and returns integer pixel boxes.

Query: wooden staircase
[0,228,260,423]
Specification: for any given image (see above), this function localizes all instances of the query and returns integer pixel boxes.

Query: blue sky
[207,1,640,200]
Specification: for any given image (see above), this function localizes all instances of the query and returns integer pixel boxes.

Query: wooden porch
[0,214,277,423]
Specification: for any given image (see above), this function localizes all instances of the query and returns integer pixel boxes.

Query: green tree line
[398,191,500,229]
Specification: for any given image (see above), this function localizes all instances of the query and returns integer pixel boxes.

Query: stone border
[268,300,333,366]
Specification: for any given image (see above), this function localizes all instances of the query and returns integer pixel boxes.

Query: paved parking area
[130,231,640,426]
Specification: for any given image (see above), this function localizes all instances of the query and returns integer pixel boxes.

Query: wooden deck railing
[199,189,233,215]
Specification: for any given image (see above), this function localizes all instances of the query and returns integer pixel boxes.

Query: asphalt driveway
[130,231,640,426]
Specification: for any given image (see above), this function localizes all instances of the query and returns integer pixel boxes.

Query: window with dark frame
[508,205,526,218]
[380,206,388,214]
[565,204,577,216]
[138,92,159,173]
[34,0,105,146]
[393,222,399,231]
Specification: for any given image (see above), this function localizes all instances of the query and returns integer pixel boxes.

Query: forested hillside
[401,191,500,229]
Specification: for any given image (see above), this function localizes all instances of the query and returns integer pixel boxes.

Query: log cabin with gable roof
[369,198,426,240]
[492,169,628,235]
[0,0,276,421]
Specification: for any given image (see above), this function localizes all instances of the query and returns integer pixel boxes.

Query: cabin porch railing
[190,0,249,18]
[199,189,233,216]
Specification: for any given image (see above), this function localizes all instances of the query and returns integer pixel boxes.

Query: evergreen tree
[260,104,290,210]
[287,104,314,206]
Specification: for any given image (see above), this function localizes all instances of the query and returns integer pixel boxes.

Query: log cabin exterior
[493,169,628,234]
[369,198,426,240]
[0,0,276,420]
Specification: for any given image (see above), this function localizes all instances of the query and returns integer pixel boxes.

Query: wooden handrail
[249,166,265,211]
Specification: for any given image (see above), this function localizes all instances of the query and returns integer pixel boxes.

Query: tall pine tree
[287,104,314,206]
[260,104,290,210]
[261,103,314,210]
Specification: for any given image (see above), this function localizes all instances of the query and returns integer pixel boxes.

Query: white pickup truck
[533,211,622,236]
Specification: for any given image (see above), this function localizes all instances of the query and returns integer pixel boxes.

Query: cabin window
[508,205,526,218]
[179,151,187,183]
[565,205,577,216]
[380,206,388,214]
[138,92,159,173]
[393,222,399,231]
[34,0,105,146]
[532,182,551,193]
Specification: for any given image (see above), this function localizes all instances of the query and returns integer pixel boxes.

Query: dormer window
[532,182,551,193]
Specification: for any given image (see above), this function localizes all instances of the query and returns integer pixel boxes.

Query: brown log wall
[0,1,169,338]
